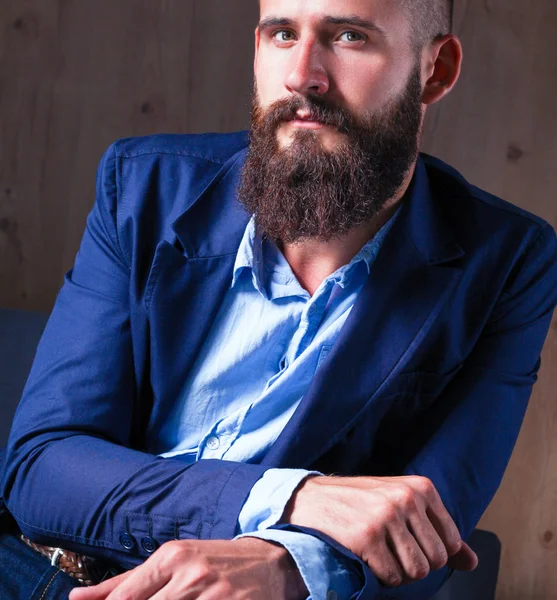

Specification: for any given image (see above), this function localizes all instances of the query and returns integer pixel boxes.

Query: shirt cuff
[237,468,321,533]
[235,529,363,600]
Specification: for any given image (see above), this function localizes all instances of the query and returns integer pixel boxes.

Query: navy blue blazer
[3,132,557,599]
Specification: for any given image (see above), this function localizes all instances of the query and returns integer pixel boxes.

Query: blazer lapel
[262,159,465,468]
[144,148,251,441]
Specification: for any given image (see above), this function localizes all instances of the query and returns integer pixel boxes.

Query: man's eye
[339,31,365,43]
[273,30,296,43]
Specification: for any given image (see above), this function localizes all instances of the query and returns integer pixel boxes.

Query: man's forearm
[3,435,269,569]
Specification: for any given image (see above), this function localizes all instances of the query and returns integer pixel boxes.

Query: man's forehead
[258,0,406,34]
[260,0,394,19]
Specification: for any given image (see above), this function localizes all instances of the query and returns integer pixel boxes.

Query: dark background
[1,2,556,597]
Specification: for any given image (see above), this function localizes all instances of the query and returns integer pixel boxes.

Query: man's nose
[284,39,330,96]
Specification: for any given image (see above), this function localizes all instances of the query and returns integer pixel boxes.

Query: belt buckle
[20,534,119,586]
[50,547,64,567]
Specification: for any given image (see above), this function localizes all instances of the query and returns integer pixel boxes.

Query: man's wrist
[235,537,308,600]
[280,473,323,525]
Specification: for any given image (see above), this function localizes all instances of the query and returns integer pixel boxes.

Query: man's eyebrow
[324,15,387,37]
[257,15,387,38]
[258,17,294,33]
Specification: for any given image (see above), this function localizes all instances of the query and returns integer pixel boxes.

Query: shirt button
[327,591,338,600]
[119,532,136,551]
[141,536,158,554]
[206,436,220,450]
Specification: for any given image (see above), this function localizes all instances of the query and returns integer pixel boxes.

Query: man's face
[254,0,421,152]
[238,0,425,244]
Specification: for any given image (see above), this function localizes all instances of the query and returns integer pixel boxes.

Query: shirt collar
[231,216,266,295]
[231,206,401,298]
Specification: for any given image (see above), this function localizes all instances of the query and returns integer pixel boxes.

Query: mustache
[256,95,356,135]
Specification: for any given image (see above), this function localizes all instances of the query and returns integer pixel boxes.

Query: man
[1,0,556,598]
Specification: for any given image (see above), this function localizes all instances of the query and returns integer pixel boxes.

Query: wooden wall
[1,1,556,598]
[0,0,259,310]
[422,2,557,599]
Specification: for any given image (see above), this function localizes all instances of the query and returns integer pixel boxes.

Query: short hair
[404,0,454,52]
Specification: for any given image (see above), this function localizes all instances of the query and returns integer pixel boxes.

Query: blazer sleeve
[272,222,557,599]
[401,222,557,539]
[378,221,557,598]
[1,144,269,570]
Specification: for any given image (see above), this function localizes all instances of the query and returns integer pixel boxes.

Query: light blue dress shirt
[157,209,399,599]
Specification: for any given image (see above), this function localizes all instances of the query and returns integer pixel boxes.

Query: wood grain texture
[0,0,258,309]
[1,1,557,598]
[421,1,557,598]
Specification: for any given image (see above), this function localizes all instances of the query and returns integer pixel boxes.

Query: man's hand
[282,474,479,587]
[68,538,307,600]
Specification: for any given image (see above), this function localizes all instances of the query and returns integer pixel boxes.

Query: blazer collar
[170,147,251,258]
[169,148,464,265]
[398,158,464,265]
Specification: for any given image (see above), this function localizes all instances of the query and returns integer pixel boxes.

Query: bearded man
[2,0,557,599]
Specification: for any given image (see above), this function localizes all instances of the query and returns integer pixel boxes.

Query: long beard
[237,66,424,244]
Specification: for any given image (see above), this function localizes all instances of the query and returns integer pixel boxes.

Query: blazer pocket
[387,363,464,416]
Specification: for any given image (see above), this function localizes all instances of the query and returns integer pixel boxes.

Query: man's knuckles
[405,558,430,581]
[408,475,436,497]
[381,570,404,587]
[185,559,218,586]
[156,540,192,564]
[388,484,421,512]
[364,552,404,588]
[428,545,449,570]
[358,520,385,546]
[156,541,216,583]
[443,535,463,557]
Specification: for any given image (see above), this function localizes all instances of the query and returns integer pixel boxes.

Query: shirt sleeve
[237,468,320,532]
[235,529,363,600]
[237,468,364,599]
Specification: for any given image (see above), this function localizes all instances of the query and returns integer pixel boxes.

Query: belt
[21,535,120,586]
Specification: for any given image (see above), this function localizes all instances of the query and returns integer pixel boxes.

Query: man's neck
[279,164,416,296]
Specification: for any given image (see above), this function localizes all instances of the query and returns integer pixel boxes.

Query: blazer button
[119,532,136,551]
[141,536,158,554]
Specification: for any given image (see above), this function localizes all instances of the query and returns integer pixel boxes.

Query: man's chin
[276,127,345,154]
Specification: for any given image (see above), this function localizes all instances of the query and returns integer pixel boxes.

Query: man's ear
[421,34,463,105]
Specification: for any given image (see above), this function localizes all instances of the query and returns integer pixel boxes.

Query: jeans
[0,526,81,600]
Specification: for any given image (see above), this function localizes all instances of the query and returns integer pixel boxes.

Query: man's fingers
[148,579,228,600]
[424,501,462,557]
[363,541,405,587]
[69,571,132,600]
[191,580,235,600]
[387,524,431,582]
[103,560,171,600]
[407,512,448,571]
[447,542,479,571]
